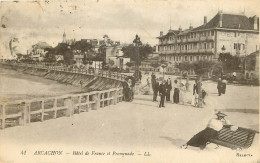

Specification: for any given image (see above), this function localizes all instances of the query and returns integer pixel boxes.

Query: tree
[43,47,55,63]
[151,62,160,71]
[122,44,153,63]
[218,52,241,72]
[73,40,93,54]
[126,62,134,69]
[54,43,74,65]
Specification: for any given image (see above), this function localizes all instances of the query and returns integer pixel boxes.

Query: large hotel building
[157,11,259,73]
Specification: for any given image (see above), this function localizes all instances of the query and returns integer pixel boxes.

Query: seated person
[181,111,231,150]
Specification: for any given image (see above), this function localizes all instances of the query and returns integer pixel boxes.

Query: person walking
[166,78,172,101]
[122,79,129,101]
[222,78,227,94]
[181,111,231,150]
[153,79,159,102]
[173,80,180,104]
[159,80,167,108]
[217,78,223,96]
[193,79,199,106]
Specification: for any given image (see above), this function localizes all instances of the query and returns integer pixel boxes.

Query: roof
[157,29,181,39]
[246,50,259,58]
[193,13,255,31]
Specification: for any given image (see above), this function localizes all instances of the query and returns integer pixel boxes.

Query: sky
[0,0,259,58]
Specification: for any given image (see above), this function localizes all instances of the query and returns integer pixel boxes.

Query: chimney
[219,12,223,28]
[254,16,258,30]
[204,16,207,25]
[160,31,163,36]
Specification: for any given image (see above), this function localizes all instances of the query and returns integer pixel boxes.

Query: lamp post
[133,34,142,83]
[161,64,166,79]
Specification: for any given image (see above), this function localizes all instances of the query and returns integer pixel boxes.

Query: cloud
[0,0,259,58]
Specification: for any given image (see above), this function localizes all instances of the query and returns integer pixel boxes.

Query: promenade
[0,80,259,163]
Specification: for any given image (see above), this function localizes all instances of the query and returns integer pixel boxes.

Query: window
[185,56,188,61]
[211,30,214,36]
[211,42,214,48]
[203,56,206,60]
[190,56,193,61]
[234,43,237,49]
[173,56,175,61]
[238,44,241,50]
[197,56,200,61]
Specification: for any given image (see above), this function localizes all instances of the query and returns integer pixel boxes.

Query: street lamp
[133,34,142,82]
[161,64,166,79]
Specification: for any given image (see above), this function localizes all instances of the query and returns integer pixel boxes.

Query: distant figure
[217,78,223,96]
[232,72,237,81]
[185,78,190,92]
[159,80,167,108]
[193,79,199,106]
[151,73,156,97]
[122,79,129,101]
[222,79,227,94]
[166,78,172,101]
[179,82,186,105]
[80,80,83,88]
[181,111,231,150]
[147,76,151,87]
[127,78,133,101]
[173,80,179,104]
[153,79,160,102]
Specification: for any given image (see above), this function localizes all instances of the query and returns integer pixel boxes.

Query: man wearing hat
[181,111,231,150]
[159,80,167,108]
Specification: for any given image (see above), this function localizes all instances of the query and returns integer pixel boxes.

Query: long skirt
[173,88,179,103]
[187,127,217,148]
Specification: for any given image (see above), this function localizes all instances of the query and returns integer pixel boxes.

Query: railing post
[96,93,100,110]
[1,105,5,129]
[113,89,117,105]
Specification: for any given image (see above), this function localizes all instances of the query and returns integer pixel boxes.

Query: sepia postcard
[0,0,259,162]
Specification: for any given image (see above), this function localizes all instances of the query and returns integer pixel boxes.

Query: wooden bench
[209,125,259,150]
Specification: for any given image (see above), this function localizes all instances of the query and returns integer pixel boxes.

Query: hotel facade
[157,11,259,73]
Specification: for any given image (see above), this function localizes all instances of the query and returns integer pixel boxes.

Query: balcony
[168,40,176,44]
[205,48,214,53]
[187,49,199,53]
[200,36,206,41]
[176,50,181,54]
[182,38,187,43]
[206,36,215,41]
[182,50,187,54]
[187,37,200,42]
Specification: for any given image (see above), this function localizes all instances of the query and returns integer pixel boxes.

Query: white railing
[1,62,128,81]
[0,88,123,129]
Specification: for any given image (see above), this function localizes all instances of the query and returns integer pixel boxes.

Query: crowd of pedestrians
[150,73,208,108]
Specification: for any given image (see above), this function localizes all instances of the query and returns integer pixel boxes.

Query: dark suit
[153,82,159,101]
[166,81,172,101]
[159,83,167,107]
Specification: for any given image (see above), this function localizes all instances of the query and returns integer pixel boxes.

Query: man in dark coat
[217,78,222,96]
[159,80,167,108]
[165,78,172,101]
[153,79,159,102]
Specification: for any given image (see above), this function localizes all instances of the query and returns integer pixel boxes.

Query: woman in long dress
[181,112,231,150]
[172,80,180,104]
[179,82,186,105]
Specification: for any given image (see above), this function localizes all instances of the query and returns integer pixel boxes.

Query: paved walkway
[0,98,259,163]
